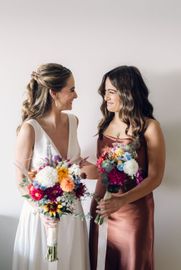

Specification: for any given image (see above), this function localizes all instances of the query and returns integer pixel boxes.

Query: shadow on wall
[148,70,181,188]
[162,123,181,188]
[148,70,181,270]
[0,215,18,270]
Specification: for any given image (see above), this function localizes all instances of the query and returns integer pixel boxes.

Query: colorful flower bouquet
[18,155,87,262]
[95,142,143,225]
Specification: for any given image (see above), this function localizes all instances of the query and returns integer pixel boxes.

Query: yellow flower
[115,148,124,156]
[57,167,68,182]
[43,202,62,217]
[43,205,49,212]
[60,177,75,192]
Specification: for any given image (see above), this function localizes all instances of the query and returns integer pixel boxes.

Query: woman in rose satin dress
[89,66,165,270]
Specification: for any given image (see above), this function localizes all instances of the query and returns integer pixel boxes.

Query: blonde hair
[18,63,71,131]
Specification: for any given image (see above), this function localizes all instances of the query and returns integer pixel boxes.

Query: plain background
[0,0,181,269]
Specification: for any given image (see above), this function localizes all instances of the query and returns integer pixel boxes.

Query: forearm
[122,175,162,204]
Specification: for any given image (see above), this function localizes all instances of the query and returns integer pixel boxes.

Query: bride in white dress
[13,63,96,270]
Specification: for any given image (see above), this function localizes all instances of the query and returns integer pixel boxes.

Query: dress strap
[68,114,78,143]
[25,119,38,131]
[68,114,78,131]
[67,114,81,163]
[25,119,52,159]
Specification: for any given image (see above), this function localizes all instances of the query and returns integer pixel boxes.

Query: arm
[15,123,35,194]
[97,119,166,216]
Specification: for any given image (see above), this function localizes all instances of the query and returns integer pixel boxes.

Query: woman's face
[104,77,121,112]
[52,74,77,111]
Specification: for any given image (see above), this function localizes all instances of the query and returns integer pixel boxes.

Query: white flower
[36,166,58,187]
[68,164,81,176]
[123,159,139,177]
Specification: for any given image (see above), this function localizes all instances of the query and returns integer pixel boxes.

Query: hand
[41,215,58,228]
[96,194,126,217]
[79,156,89,168]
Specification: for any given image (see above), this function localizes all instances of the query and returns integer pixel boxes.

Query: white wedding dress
[12,114,90,270]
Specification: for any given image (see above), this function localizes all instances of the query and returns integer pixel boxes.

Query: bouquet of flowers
[95,142,143,225]
[18,155,87,262]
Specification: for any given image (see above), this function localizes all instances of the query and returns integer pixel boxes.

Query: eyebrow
[105,88,118,92]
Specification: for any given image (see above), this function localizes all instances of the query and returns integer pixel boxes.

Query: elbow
[148,166,165,190]
[153,175,163,189]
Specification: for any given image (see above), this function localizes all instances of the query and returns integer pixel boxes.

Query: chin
[107,107,115,112]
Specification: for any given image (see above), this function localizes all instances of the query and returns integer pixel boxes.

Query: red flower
[96,157,105,173]
[108,169,126,186]
[44,183,63,201]
[28,184,44,201]
[75,183,86,198]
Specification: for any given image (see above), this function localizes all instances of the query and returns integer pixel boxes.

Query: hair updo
[20,63,72,125]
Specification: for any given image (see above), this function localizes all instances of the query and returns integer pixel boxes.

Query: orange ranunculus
[60,177,75,192]
[57,167,68,182]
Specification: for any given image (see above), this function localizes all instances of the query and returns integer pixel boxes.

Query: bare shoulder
[15,122,35,163]
[144,118,165,146]
[17,122,35,142]
[145,118,162,133]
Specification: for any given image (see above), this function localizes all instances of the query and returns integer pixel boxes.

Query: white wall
[0,0,181,269]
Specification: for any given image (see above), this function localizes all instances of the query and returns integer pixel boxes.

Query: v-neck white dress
[12,114,90,270]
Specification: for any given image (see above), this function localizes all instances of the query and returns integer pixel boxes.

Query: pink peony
[28,184,44,201]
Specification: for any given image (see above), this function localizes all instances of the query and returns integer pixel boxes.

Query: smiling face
[50,74,77,111]
[104,77,121,113]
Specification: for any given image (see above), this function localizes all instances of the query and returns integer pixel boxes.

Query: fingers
[41,216,58,228]
[79,156,89,168]
[96,200,110,217]
[96,198,118,217]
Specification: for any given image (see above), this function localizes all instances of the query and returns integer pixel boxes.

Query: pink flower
[28,184,44,201]
[96,157,106,173]
[135,170,143,184]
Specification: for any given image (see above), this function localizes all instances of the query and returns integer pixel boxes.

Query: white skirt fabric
[12,201,90,270]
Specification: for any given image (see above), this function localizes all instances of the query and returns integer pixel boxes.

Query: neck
[113,112,123,123]
[41,107,65,128]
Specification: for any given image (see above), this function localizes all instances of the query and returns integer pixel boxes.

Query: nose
[104,92,110,101]
[74,91,78,99]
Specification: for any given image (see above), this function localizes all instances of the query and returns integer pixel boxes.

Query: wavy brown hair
[98,66,154,139]
[17,63,71,132]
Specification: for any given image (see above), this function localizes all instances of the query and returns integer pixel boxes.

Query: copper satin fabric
[89,136,154,270]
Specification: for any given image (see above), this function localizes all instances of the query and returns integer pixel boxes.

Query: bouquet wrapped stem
[46,224,58,262]
[94,191,112,225]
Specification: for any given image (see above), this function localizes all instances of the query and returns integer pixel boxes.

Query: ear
[49,89,57,100]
